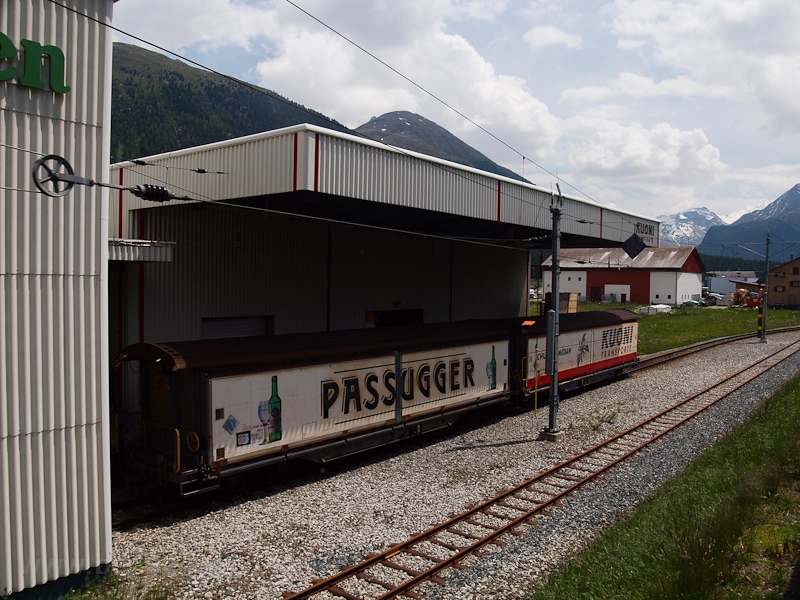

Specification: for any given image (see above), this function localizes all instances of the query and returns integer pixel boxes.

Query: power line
[39,0,649,243]
[282,0,599,205]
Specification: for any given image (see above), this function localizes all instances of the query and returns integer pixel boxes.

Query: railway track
[282,337,800,600]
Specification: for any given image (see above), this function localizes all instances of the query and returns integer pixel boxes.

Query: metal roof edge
[109,123,659,225]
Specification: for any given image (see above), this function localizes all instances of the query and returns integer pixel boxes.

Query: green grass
[530,300,800,355]
[59,568,173,600]
[635,306,800,355]
[528,336,800,599]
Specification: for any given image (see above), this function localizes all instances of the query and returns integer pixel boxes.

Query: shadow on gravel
[112,400,531,529]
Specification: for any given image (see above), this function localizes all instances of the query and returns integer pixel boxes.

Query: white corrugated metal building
[108,126,660,412]
[2,0,114,596]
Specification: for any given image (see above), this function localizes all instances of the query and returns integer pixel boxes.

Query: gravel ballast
[113,332,800,599]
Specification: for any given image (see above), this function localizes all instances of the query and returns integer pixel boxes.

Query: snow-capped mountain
[731,184,800,225]
[656,207,726,247]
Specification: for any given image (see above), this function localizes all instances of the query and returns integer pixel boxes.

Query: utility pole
[761,232,770,343]
[543,186,564,442]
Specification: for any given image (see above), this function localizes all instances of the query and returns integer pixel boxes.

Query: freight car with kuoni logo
[115,310,638,496]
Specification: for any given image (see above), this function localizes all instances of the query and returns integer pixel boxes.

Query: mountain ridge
[354,112,528,183]
[656,207,725,247]
[111,44,526,182]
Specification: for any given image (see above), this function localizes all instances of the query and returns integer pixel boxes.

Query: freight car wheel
[187,431,200,453]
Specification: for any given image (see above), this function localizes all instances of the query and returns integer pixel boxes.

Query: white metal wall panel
[317,133,501,221]
[108,125,660,246]
[650,271,679,304]
[677,272,703,302]
[108,131,298,238]
[1,0,112,593]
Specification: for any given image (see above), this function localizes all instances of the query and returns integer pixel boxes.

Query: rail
[282,336,800,600]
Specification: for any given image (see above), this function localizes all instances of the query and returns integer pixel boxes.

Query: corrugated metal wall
[109,130,299,239]
[117,204,528,346]
[1,0,112,593]
[134,205,329,342]
[109,126,660,246]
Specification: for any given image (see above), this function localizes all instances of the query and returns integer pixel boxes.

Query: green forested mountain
[355,112,529,183]
[110,43,349,162]
[111,43,528,184]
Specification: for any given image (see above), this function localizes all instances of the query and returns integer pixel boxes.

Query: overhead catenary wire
[39,0,654,243]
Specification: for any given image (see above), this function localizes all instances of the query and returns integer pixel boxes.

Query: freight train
[115,310,639,495]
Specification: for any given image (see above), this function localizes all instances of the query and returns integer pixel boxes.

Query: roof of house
[707,271,758,278]
[771,256,800,272]
[542,246,704,271]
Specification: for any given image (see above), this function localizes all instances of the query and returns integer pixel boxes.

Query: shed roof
[110,124,660,251]
[542,246,704,271]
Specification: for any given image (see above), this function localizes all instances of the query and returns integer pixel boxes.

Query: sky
[112,0,800,223]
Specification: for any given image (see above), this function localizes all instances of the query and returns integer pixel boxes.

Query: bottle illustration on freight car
[258,375,282,443]
[486,345,497,390]
[577,333,590,367]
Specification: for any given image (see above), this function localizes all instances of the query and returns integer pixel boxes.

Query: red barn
[542,246,706,305]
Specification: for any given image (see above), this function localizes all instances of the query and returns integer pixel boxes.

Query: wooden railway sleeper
[464,517,500,530]
[428,538,467,552]
[494,500,528,511]
[481,508,515,521]
[513,493,546,504]
[546,473,584,484]
[380,558,426,578]
[563,464,596,474]
[326,584,363,600]
[446,527,485,541]
[541,480,573,490]
[402,547,445,565]
[356,572,401,593]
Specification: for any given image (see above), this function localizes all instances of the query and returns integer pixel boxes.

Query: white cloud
[524,25,583,49]
[111,0,800,220]
[611,0,800,133]
[113,0,279,51]
[561,72,731,104]
[448,0,511,21]
[563,118,727,188]
[253,10,562,159]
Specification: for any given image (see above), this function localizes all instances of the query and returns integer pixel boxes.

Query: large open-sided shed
[110,124,659,249]
[108,126,659,413]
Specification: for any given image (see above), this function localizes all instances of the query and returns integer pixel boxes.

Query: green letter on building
[19,38,70,94]
[0,31,17,81]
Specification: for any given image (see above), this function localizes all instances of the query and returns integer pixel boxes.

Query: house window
[791,281,800,288]
[794,267,799,275]
[655,294,660,299]
[578,277,582,281]
[775,286,786,292]
[567,276,572,281]
[668,295,672,299]
[775,272,786,278]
